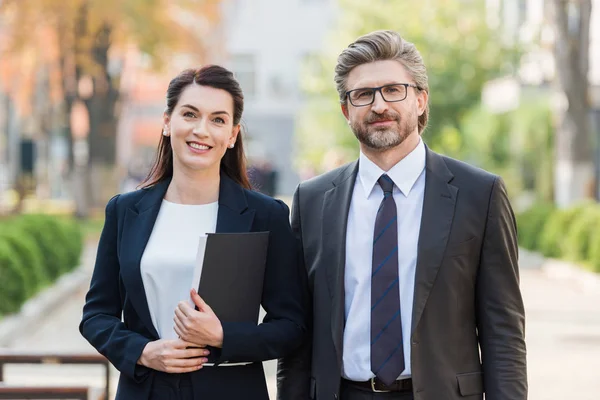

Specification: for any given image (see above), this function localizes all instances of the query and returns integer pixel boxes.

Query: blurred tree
[460,97,555,203]
[296,0,518,171]
[551,0,594,207]
[0,0,222,215]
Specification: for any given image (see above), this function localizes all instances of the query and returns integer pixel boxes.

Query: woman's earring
[162,128,169,137]
[229,143,235,148]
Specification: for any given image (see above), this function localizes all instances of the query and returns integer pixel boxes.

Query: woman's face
[164,84,240,175]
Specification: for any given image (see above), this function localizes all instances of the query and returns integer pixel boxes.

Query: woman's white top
[140,199,219,339]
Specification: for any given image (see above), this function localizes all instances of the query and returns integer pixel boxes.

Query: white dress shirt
[342,139,426,381]
[141,199,218,339]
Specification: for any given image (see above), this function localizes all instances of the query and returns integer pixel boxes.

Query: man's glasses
[345,83,420,107]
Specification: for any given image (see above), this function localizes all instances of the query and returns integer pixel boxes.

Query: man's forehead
[346,60,410,89]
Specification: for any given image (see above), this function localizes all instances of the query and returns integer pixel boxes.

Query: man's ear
[417,90,428,116]
[341,103,350,120]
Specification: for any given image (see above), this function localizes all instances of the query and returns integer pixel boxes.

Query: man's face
[342,60,427,151]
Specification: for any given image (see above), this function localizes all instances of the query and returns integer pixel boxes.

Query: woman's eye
[214,117,225,124]
[183,111,196,118]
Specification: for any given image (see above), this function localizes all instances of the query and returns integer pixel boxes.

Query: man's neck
[361,133,421,172]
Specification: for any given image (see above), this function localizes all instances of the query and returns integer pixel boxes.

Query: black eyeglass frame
[344,83,421,107]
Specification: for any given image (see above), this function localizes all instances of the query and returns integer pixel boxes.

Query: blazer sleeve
[476,177,527,399]
[217,198,309,363]
[276,186,313,400]
[79,195,152,382]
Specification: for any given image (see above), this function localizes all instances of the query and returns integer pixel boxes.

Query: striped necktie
[370,174,405,385]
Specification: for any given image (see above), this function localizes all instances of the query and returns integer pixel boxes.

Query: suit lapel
[411,148,457,335]
[120,179,170,340]
[216,174,254,233]
[321,161,358,369]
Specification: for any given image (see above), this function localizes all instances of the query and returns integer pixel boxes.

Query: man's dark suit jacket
[277,147,527,400]
[80,174,308,400]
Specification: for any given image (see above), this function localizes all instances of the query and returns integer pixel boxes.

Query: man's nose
[370,90,388,114]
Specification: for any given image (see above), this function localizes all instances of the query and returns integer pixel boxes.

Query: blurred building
[221,0,337,195]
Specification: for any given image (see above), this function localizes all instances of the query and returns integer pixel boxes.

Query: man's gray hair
[334,30,429,134]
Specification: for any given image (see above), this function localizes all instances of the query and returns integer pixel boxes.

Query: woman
[80,65,308,400]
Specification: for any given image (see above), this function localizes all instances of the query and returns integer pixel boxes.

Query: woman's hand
[174,289,224,348]
[137,338,209,373]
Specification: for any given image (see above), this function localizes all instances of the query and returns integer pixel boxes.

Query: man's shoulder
[436,153,498,186]
[298,161,357,194]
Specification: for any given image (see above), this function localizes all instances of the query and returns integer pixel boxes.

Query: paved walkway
[2,243,599,399]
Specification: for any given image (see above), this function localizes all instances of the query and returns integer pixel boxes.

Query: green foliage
[0,227,47,297]
[0,214,84,317]
[588,228,600,273]
[61,218,84,273]
[563,206,600,263]
[460,97,554,201]
[16,215,71,280]
[536,202,593,258]
[0,240,29,315]
[516,203,555,250]
[296,0,517,171]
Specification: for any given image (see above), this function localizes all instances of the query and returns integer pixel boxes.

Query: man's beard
[350,110,418,151]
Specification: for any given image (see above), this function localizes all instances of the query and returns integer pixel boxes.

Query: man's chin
[359,133,404,151]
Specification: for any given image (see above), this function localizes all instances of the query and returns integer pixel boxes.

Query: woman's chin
[180,159,219,173]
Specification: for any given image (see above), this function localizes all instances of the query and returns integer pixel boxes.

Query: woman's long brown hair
[140,65,251,189]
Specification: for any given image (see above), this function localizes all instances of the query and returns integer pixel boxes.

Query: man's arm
[277,185,313,400]
[476,177,527,399]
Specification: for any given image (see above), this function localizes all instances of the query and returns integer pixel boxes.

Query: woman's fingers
[173,321,185,340]
[174,307,187,323]
[168,355,208,368]
[175,347,210,359]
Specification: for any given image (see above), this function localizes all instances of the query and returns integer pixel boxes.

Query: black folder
[196,232,269,324]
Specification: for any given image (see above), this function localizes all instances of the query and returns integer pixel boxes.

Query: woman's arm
[79,195,153,381]
[217,199,310,363]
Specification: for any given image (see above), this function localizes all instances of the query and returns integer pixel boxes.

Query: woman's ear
[162,113,171,137]
[229,124,241,148]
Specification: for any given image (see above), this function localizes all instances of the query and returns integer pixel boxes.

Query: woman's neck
[164,167,220,205]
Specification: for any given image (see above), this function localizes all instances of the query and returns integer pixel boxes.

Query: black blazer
[277,148,526,400]
[80,174,308,400]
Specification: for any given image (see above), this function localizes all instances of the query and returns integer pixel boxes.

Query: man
[277,30,527,400]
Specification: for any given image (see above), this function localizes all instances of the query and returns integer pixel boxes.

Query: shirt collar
[358,139,426,198]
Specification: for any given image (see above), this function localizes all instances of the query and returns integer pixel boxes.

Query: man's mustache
[365,112,400,124]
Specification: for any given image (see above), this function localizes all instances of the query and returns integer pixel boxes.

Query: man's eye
[356,91,372,98]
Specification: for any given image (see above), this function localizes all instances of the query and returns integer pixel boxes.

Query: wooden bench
[0,350,109,398]
[0,383,91,399]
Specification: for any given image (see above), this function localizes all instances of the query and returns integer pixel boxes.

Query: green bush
[588,228,600,273]
[0,214,84,317]
[563,206,600,263]
[0,240,29,315]
[516,203,555,250]
[0,228,47,296]
[538,203,591,258]
[62,219,84,272]
[16,215,71,280]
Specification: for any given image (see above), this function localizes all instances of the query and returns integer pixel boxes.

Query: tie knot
[378,174,394,194]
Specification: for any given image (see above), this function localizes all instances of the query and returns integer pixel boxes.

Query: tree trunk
[85,24,120,208]
[58,3,91,218]
[552,0,594,207]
